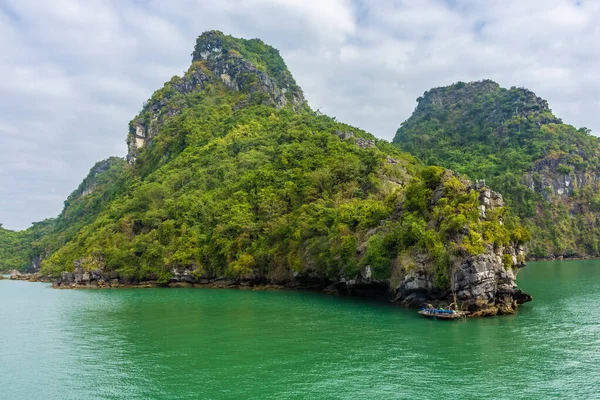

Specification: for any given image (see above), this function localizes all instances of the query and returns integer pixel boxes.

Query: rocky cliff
[394,180,530,315]
[66,157,125,200]
[127,30,307,163]
[524,156,600,200]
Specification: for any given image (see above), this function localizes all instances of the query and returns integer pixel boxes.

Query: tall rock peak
[414,79,561,126]
[190,30,305,109]
[127,31,307,163]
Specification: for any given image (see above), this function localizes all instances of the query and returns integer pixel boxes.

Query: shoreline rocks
[48,178,533,317]
[5,270,53,282]
[52,262,531,316]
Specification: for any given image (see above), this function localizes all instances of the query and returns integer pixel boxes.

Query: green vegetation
[0,34,525,290]
[363,166,515,288]
[0,158,129,272]
[393,80,600,257]
[0,225,33,271]
[41,94,418,281]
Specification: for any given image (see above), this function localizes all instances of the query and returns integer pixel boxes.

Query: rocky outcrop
[53,266,334,291]
[470,180,505,218]
[127,30,307,163]
[419,80,562,127]
[453,247,531,316]
[29,254,44,272]
[391,181,530,316]
[524,156,600,200]
[191,31,305,111]
[394,246,530,316]
[333,130,376,149]
[7,270,52,282]
[67,157,125,200]
[56,268,123,288]
[10,269,22,280]
[126,65,213,162]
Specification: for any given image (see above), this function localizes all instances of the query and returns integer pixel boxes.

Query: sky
[0,0,599,230]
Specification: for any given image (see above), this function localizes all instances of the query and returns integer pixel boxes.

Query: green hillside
[0,157,129,272]
[393,80,600,258]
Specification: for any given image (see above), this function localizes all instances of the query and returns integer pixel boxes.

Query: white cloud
[0,0,599,229]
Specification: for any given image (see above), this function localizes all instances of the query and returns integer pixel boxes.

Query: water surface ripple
[1,260,599,399]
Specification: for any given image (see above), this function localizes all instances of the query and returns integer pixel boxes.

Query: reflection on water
[1,260,599,399]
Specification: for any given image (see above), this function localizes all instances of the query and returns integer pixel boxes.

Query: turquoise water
[1,261,599,399]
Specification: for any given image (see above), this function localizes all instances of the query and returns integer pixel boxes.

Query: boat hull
[418,310,466,319]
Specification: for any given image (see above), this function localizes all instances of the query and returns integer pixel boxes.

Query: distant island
[394,80,600,259]
[0,31,534,316]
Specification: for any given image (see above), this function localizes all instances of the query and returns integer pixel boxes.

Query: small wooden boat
[418,305,468,319]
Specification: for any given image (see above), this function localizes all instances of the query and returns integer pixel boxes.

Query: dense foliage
[393,80,600,257]
[41,94,418,281]
[363,166,523,288]
[0,158,129,271]
[0,34,525,289]
[0,225,36,271]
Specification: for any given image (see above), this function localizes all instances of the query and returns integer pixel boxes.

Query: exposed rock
[418,80,561,127]
[333,130,376,149]
[7,270,51,282]
[193,50,304,111]
[393,250,529,315]
[126,65,211,162]
[524,156,600,200]
[30,254,44,272]
[392,181,531,315]
[170,268,195,283]
[469,180,505,219]
[68,157,125,199]
[127,31,306,163]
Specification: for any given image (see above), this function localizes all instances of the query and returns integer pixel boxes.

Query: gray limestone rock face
[524,156,600,201]
[127,31,307,163]
[393,244,530,315]
[392,178,531,315]
[67,157,125,200]
[191,31,305,111]
[170,268,195,283]
[333,130,376,149]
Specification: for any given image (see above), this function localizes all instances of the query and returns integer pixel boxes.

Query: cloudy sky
[0,0,598,230]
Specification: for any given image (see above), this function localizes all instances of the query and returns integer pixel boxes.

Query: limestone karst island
[2,4,600,399]
[3,31,532,316]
